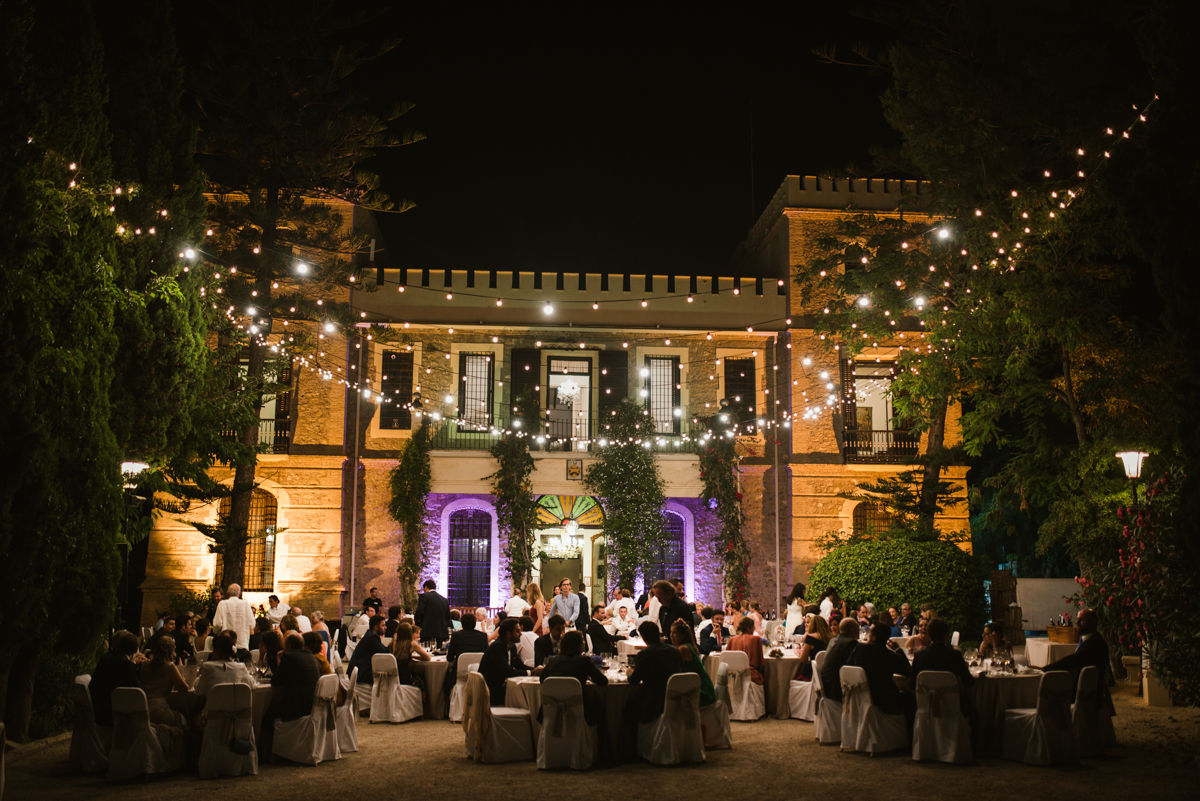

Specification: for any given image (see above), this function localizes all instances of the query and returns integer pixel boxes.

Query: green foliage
[389,420,433,610]
[841,470,965,545]
[488,392,541,589]
[29,631,107,741]
[697,428,749,601]
[809,540,985,636]
[584,401,668,593]
[162,586,216,619]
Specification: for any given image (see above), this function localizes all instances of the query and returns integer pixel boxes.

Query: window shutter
[274,359,294,451]
[598,350,627,417]
[509,348,540,410]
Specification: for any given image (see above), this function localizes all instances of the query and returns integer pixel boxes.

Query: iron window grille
[643,355,681,434]
[214,489,278,592]
[723,356,757,433]
[645,511,685,586]
[447,508,491,607]
[380,350,415,430]
[458,352,494,429]
[852,501,893,536]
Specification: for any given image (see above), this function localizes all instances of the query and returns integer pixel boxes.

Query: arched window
[853,501,892,536]
[448,508,491,607]
[215,489,278,592]
[646,511,685,586]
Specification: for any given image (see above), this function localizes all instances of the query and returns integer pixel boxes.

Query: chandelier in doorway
[543,519,583,559]
[555,379,581,407]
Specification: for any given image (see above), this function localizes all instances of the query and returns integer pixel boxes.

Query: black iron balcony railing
[843,428,919,464]
[221,417,291,455]
[426,414,698,453]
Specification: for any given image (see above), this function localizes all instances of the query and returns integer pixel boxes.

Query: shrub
[809,539,985,636]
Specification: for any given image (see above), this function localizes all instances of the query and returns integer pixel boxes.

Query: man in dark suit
[90,631,142,727]
[911,618,975,718]
[443,613,490,698]
[534,614,567,667]
[819,618,861,703]
[269,633,321,723]
[653,580,693,637]
[625,621,684,724]
[585,605,616,655]
[848,622,913,720]
[347,614,389,694]
[699,611,731,655]
[898,603,919,632]
[414,579,451,646]
[479,618,541,705]
[384,605,403,638]
[1045,609,1113,711]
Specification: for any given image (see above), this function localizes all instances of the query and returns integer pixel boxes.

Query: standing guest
[729,617,765,684]
[195,634,255,699]
[526,582,547,635]
[213,583,254,655]
[193,618,211,654]
[362,587,384,616]
[259,630,284,673]
[535,615,567,667]
[290,606,313,633]
[848,622,913,725]
[794,614,832,681]
[699,610,731,655]
[505,584,531,618]
[897,603,919,632]
[819,618,861,704]
[624,622,684,725]
[347,614,390,696]
[414,579,451,647]
[390,622,431,693]
[671,620,716,707]
[653,580,693,636]
[575,581,590,629]
[585,604,616,654]
[517,615,539,668]
[978,622,1011,658]
[205,589,223,622]
[265,594,287,625]
[606,588,636,620]
[91,632,144,727]
[152,609,170,633]
[906,618,933,658]
[1043,608,1113,712]
[384,605,403,638]
[480,618,541,705]
[911,619,974,718]
[172,616,195,664]
[785,583,808,637]
[249,617,272,651]
[549,577,580,625]
[725,602,744,634]
[267,632,321,728]
[817,587,847,623]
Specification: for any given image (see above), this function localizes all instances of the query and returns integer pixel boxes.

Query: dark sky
[359,5,899,278]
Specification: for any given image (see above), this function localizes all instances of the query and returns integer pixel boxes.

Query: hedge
[808,539,985,638]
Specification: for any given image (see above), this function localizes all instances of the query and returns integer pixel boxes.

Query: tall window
[458,352,494,429]
[853,501,892,536]
[646,511,685,585]
[643,355,681,434]
[215,489,278,592]
[447,508,491,607]
[723,357,756,433]
[840,359,918,463]
[380,350,414,430]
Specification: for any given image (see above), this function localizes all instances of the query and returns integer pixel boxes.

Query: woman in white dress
[784,582,807,636]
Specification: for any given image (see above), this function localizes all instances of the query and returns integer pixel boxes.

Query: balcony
[843,428,919,464]
[427,414,699,453]
[221,417,291,455]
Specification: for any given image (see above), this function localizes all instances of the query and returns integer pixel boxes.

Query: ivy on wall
[488,391,541,591]
[388,418,432,610]
[584,400,667,594]
[698,430,750,602]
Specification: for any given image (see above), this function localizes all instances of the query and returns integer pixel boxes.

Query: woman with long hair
[138,635,189,761]
[784,582,807,637]
[817,587,846,623]
[748,601,765,636]
[390,621,430,693]
[670,620,716,706]
[259,629,284,673]
[793,614,832,681]
[526,582,547,635]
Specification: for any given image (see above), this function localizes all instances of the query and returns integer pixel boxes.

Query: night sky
[356,5,899,278]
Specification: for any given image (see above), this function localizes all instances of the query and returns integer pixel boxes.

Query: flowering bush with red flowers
[698,434,749,602]
[1071,466,1199,705]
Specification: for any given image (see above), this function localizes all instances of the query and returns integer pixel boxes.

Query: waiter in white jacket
[213,583,254,654]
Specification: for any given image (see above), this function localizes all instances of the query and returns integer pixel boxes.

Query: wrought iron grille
[852,501,893,535]
[214,489,278,592]
[723,357,756,433]
[447,508,491,607]
[644,356,681,434]
[645,512,685,586]
[380,350,414,430]
[458,353,494,429]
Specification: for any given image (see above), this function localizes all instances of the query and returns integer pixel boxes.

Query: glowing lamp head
[1116,451,1149,480]
[184,248,196,259]
[296,262,309,275]
[858,297,870,307]
[543,303,553,315]
[938,228,950,239]
[324,322,336,334]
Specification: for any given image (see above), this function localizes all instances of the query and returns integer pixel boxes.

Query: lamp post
[1115,451,1149,504]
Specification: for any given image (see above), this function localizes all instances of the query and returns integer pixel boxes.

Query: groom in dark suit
[1045,608,1113,711]
[414,579,451,647]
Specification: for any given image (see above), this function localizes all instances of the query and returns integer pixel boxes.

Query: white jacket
[213,596,254,651]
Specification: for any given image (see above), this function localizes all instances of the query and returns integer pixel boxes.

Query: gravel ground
[5,683,1198,801]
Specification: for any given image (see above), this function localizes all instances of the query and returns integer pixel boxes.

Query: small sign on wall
[566,459,583,480]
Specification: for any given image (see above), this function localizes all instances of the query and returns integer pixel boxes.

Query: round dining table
[409,657,452,720]
[504,672,638,762]
[969,668,1044,757]
[1024,638,1077,668]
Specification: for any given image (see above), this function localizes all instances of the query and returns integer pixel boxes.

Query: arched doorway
[534,495,604,608]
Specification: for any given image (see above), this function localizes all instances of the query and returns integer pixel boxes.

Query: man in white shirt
[504,585,530,618]
[610,605,636,638]
[213,583,254,653]
[291,606,313,633]
[606,588,636,620]
[265,595,286,625]
[516,615,538,668]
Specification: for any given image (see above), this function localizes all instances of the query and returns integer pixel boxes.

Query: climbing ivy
[388,418,432,610]
[698,427,749,602]
[488,391,541,590]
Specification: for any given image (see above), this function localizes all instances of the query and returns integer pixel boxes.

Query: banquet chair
[537,677,596,769]
[462,672,535,763]
[789,671,817,722]
[1002,670,1079,765]
[719,650,765,721]
[195,649,212,665]
[911,671,972,764]
[199,683,257,779]
[950,631,960,648]
[272,673,341,766]
[70,675,110,774]
[335,667,359,753]
[637,673,706,765]
[1071,665,1115,756]
[449,653,484,723]
[141,627,153,644]
[812,651,842,745]
[369,654,423,723]
[106,687,185,781]
[700,695,732,749]
[839,665,908,756]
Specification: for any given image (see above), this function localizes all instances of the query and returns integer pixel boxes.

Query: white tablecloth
[617,638,647,656]
[971,670,1043,757]
[1024,638,1077,668]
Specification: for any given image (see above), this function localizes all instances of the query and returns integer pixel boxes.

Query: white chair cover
[537,677,596,770]
[812,650,841,744]
[199,683,258,779]
[719,650,765,721]
[449,653,483,723]
[195,649,212,665]
[950,631,960,648]
[70,675,110,774]
[105,687,183,781]
[789,677,817,722]
[1003,670,1079,765]
[1071,665,1114,756]
[369,653,423,723]
[912,671,972,763]
[462,672,535,763]
[839,665,908,755]
[272,673,341,766]
[335,666,359,753]
[700,698,733,749]
[637,673,705,765]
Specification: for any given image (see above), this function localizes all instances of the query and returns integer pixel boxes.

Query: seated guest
[390,621,431,693]
[172,616,196,664]
[819,618,861,703]
[897,603,919,632]
[978,621,1011,658]
[585,605,616,654]
[610,605,636,639]
[139,636,190,728]
[195,633,255,699]
[90,631,143,727]
[259,629,284,673]
[906,618,933,658]
[480,618,540,705]
[920,603,939,621]
[794,614,832,681]
[444,614,489,697]
[385,605,403,638]
[728,616,765,684]
[346,614,390,696]
[691,602,704,628]
[625,621,684,724]
[267,631,320,726]
[856,603,876,626]
[249,617,272,651]
[535,614,567,667]
[1044,609,1112,711]
[290,606,313,633]
[880,609,901,638]
[194,618,211,654]
[670,620,716,707]
[279,613,302,641]
[311,610,331,652]
[517,615,538,668]
[450,608,463,632]
[302,632,333,675]
[911,619,974,718]
[605,588,636,621]
[848,622,913,724]
[699,610,731,655]
[697,606,715,638]
[541,631,608,726]
[724,602,744,634]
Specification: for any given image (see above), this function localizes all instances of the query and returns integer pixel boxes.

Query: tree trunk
[1061,347,1087,445]
[917,396,948,537]
[3,640,41,743]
